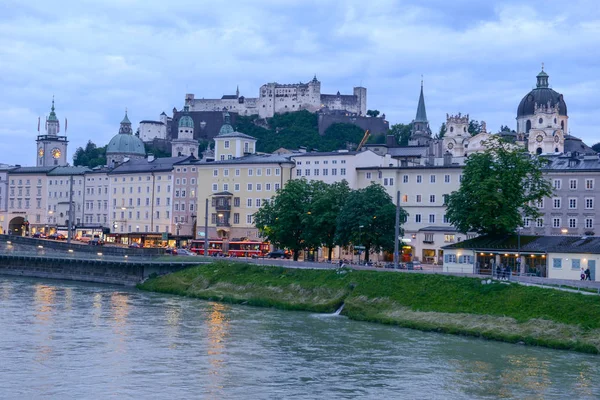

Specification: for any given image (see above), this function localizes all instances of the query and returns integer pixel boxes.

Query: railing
[215,204,231,211]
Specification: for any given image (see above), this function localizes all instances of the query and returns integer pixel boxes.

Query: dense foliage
[389,123,412,146]
[73,141,106,168]
[445,136,553,235]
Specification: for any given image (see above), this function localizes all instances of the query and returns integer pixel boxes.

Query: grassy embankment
[138,261,600,354]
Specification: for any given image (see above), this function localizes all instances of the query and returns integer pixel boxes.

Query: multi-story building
[36,98,68,167]
[83,167,111,231]
[172,159,200,238]
[196,118,294,240]
[46,167,89,231]
[108,156,191,245]
[6,166,54,235]
[0,164,16,234]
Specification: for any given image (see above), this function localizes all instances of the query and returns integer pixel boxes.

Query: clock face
[51,148,61,159]
[536,135,544,143]
[554,135,560,143]
[447,143,454,149]
[38,148,44,157]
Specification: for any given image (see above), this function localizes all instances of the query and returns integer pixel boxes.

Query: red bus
[190,239,270,257]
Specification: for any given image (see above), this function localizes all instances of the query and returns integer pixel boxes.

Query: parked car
[48,233,66,240]
[129,243,141,249]
[89,239,104,246]
[175,248,196,256]
[267,250,291,259]
[32,232,46,239]
[406,261,423,270]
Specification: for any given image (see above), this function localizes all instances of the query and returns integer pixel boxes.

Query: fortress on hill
[185,75,367,118]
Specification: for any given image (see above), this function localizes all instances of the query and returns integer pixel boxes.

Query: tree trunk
[327,245,333,261]
[293,249,300,261]
[364,245,370,263]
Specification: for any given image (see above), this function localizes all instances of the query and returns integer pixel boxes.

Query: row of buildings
[1,68,598,264]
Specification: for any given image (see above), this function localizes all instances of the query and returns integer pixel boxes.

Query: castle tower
[443,113,470,157]
[171,105,199,157]
[408,80,432,146]
[36,98,68,166]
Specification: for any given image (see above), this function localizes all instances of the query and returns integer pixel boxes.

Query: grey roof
[291,151,359,157]
[199,153,294,166]
[444,234,600,255]
[564,136,596,155]
[216,131,256,140]
[542,153,600,172]
[221,94,238,100]
[517,71,567,117]
[9,166,56,174]
[387,146,429,157]
[109,156,193,174]
[107,133,146,156]
[47,166,91,175]
[139,120,164,125]
[415,83,428,122]
[418,226,459,232]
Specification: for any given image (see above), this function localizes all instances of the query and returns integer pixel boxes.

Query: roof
[170,111,239,141]
[564,136,596,155]
[107,133,145,155]
[47,166,91,176]
[198,153,294,166]
[214,191,233,196]
[418,226,459,232]
[139,120,165,125]
[443,234,600,254]
[387,146,429,157]
[542,153,600,172]
[109,156,192,174]
[221,94,238,100]
[9,166,56,174]
[517,70,567,117]
[291,151,359,157]
[215,131,256,140]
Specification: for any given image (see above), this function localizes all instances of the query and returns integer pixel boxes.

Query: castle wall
[139,121,166,142]
[318,114,389,136]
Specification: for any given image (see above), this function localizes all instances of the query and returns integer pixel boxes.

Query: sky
[1,0,599,166]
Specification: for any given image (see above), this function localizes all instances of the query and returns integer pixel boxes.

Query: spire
[48,96,58,122]
[536,63,549,88]
[218,111,234,136]
[236,85,239,98]
[119,109,132,134]
[415,79,428,122]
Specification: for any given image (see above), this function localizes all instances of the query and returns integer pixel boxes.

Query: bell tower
[36,97,68,166]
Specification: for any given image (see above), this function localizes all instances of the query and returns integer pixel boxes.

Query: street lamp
[561,228,568,235]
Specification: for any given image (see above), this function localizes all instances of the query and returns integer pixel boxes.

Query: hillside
[235,110,384,153]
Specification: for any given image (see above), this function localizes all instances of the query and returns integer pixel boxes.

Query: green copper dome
[179,105,194,128]
[218,111,234,135]
[107,111,145,156]
[48,98,58,122]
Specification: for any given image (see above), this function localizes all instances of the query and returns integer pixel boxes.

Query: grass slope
[138,261,600,354]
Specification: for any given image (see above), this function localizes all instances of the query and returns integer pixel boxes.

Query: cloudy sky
[1,0,599,165]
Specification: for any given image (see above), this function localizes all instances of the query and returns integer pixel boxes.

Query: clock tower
[36,98,68,166]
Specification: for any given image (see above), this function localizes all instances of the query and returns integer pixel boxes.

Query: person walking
[580,267,586,280]
[496,264,501,280]
[585,267,591,281]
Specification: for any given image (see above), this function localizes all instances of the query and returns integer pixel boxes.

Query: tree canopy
[366,109,380,117]
[73,141,107,168]
[592,142,600,153]
[445,137,552,235]
[437,122,447,139]
[389,123,412,146]
[468,120,482,136]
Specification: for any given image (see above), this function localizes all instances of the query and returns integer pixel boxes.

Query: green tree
[367,109,380,118]
[468,120,482,136]
[436,122,447,139]
[445,136,553,235]
[254,179,314,261]
[335,183,407,263]
[144,142,171,158]
[303,180,351,261]
[73,141,107,168]
[592,142,600,153]
[389,123,412,146]
[500,125,512,132]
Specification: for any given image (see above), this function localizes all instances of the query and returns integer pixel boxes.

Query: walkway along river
[1,276,599,399]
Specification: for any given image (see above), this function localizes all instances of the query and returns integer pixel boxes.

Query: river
[0,277,598,399]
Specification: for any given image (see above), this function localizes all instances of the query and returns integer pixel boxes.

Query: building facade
[106,112,146,167]
[172,160,200,238]
[83,168,111,230]
[186,76,366,118]
[46,167,89,230]
[6,167,54,235]
[0,164,16,234]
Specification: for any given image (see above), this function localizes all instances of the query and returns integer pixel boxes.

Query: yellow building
[196,114,294,240]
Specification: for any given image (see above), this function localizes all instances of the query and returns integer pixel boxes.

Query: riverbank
[137,261,600,354]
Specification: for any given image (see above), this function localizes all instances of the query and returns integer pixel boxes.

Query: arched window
[536,147,542,155]
[555,148,559,153]
[526,120,532,133]
[561,120,565,130]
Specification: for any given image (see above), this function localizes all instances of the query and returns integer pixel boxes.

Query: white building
[46,166,89,229]
[138,112,168,142]
[0,164,16,234]
[83,168,111,231]
[6,166,54,235]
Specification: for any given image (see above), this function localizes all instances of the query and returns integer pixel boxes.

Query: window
[213,169,218,177]
[234,183,240,191]
[569,198,577,209]
[572,259,581,270]
[341,168,346,176]
[275,168,280,176]
[445,254,457,263]
[569,218,577,228]
[416,175,422,183]
[553,198,561,209]
[224,140,230,148]
[332,160,337,164]
[296,169,302,177]
[586,198,594,209]
[248,169,254,176]
[235,169,240,176]
[314,169,319,176]
[341,160,346,164]
[275,183,280,190]
[553,179,561,190]
[256,184,262,191]
[247,183,253,191]
[536,218,544,228]
[223,183,229,191]
[384,178,388,186]
[256,169,262,176]
[430,175,436,183]
[523,218,531,227]
[212,184,218,191]
[424,233,434,243]
[305,169,310,176]
[444,234,455,243]
[224,169,229,177]
[537,199,544,208]
[234,213,240,224]
[443,215,450,224]
[246,214,253,224]
[255,198,261,207]
[570,179,577,190]
[429,195,435,203]
[459,175,464,182]
[403,175,408,183]
[366,172,372,179]
[415,214,421,223]
[389,178,394,185]
[429,214,435,223]
[416,195,422,203]
[266,168,272,176]
[444,174,450,183]
[586,179,594,190]
[552,258,562,268]
[247,198,253,207]
[586,218,593,229]
[266,183,271,191]
[323,169,328,176]
[553,218,561,228]
[401,194,408,203]
[234,197,240,207]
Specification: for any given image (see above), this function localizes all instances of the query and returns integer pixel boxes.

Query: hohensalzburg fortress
[185,76,367,118]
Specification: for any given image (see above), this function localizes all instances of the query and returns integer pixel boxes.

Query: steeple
[536,63,549,88]
[236,85,239,98]
[48,96,58,122]
[46,96,60,135]
[415,78,428,122]
[119,109,133,134]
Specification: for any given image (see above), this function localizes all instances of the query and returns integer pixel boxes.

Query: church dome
[178,105,194,128]
[517,69,567,118]
[106,111,146,156]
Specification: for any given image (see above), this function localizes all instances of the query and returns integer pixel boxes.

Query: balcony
[216,221,231,227]
[423,240,434,244]
[215,203,231,212]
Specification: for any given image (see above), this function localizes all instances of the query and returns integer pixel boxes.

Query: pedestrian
[585,267,591,281]
[496,264,501,280]
[581,267,586,281]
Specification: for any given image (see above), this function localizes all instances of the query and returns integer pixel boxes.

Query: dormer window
[224,140,230,149]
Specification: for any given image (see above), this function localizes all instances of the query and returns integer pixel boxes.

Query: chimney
[386,134,396,147]
[443,152,452,166]
[147,154,155,162]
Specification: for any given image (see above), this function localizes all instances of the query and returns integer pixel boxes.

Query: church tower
[171,105,199,157]
[36,98,68,166]
[408,80,432,146]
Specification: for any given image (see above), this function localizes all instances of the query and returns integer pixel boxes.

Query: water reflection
[33,284,56,364]
[164,301,182,348]
[110,292,130,351]
[1,280,12,300]
[206,302,230,398]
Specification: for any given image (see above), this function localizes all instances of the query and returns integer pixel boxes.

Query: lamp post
[358,225,364,265]
[517,227,523,275]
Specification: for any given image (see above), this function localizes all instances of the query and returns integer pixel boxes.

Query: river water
[0,277,598,399]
